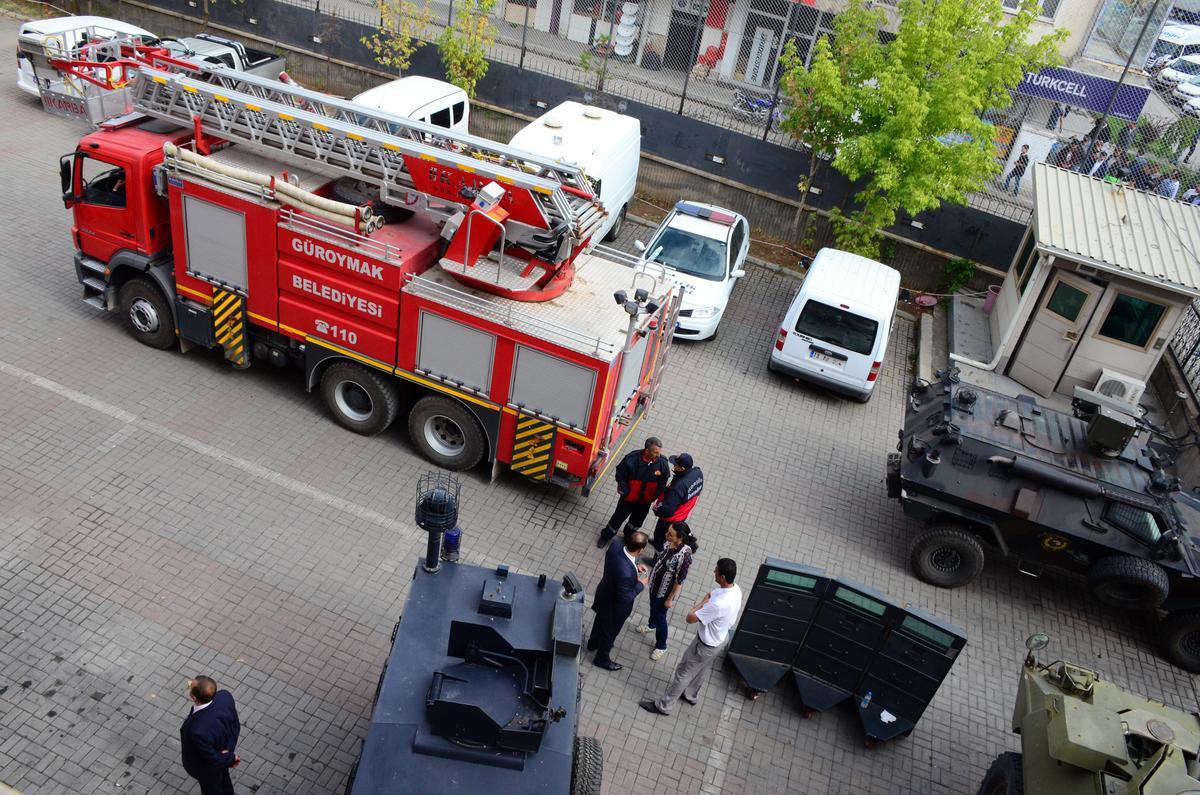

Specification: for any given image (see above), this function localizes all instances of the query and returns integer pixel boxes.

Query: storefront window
[1097,293,1166,348]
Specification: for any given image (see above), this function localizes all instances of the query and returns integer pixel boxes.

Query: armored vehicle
[977,633,1200,794]
[887,370,1200,671]
[346,475,602,794]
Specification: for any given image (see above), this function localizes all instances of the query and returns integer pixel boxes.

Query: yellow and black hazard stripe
[212,289,248,369]
[510,415,556,481]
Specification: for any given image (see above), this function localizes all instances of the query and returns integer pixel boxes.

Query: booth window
[1045,280,1087,321]
[1097,293,1166,348]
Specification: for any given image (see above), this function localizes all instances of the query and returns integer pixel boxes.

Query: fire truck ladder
[125,66,606,296]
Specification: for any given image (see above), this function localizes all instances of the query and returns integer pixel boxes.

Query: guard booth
[953,162,1200,402]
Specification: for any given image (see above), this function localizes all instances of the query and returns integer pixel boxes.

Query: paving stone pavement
[1,15,1199,794]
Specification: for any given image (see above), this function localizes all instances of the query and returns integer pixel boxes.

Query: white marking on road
[0,359,427,548]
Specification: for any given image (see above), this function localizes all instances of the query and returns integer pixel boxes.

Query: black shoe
[586,639,597,651]
[593,658,622,671]
[597,530,615,548]
[681,696,699,706]
[639,699,668,715]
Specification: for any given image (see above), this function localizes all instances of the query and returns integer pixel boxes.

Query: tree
[778,0,1064,259]
[363,0,433,76]
[439,0,495,99]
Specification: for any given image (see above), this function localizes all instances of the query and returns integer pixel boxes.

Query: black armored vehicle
[346,475,602,794]
[887,370,1200,671]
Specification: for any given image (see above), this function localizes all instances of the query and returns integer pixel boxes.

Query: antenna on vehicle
[414,472,461,573]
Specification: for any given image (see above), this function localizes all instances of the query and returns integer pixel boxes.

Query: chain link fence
[1171,299,1200,400]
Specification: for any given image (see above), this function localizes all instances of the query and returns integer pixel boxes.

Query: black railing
[1170,298,1200,402]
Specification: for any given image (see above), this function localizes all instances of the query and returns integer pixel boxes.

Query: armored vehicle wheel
[118,277,176,350]
[320,362,400,436]
[976,751,1023,795]
[1158,612,1200,673]
[1087,556,1169,610]
[408,395,485,470]
[909,524,986,588]
[571,735,603,795]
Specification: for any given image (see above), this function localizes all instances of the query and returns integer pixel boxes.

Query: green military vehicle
[978,634,1200,794]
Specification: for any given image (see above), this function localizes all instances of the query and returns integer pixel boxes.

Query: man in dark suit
[587,530,649,671]
[181,675,241,795]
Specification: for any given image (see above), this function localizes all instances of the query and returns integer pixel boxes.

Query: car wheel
[603,205,626,242]
[570,736,604,795]
[407,395,486,470]
[1159,611,1200,673]
[1087,555,1169,610]
[118,277,176,350]
[976,752,1023,795]
[320,362,399,436]
[909,523,986,588]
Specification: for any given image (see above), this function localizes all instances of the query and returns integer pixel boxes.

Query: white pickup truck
[161,33,285,77]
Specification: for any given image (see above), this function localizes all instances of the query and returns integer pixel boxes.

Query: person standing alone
[597,437,669,548]
[1003,145,1030,196]
[180,675,241,795]
[640,558,743,715]
[651,454,704,553]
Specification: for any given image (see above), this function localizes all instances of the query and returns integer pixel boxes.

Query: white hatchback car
[635,201,750,340]
[17,16,158,98]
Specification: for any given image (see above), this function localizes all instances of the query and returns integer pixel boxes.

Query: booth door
[1008,271,1103,396]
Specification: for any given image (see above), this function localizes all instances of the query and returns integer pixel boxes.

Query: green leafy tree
[363,0,434,75]
[439,0,495,99]
[779,0,1064,259]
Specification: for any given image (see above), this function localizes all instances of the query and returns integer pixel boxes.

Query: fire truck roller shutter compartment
[509,346,597,479]
[182,194,248,291]
[416,312,496,393]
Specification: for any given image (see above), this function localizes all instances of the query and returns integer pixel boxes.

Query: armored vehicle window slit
[1104,502,1163,545]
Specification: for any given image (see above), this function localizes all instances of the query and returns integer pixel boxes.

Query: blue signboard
[1015,66,1150,121]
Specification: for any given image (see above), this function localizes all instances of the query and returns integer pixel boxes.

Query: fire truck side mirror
[59,155,76,208]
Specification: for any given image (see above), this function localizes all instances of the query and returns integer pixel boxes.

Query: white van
[1156,53,1200,91]
[509,101,640,242]
[17,16,158,98]
[1147,25,1200,71]
[768,248,901,403]
[352,76,469,134]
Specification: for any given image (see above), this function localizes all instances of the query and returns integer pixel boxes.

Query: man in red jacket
[597,437,670,548]
[652,453,704,552]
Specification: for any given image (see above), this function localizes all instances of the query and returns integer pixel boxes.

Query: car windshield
[1177,61,1200,76]
[646,227,727,281]
[1154,40,1182,58]
[794,300,879,355]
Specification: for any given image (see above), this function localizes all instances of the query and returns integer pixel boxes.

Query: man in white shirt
[640,558,743,715]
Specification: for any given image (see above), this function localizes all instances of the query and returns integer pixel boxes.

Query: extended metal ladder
[127,66,606,256]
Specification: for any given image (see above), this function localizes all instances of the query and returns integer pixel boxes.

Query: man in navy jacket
[597,437,670,548]
[180,676,241,795]
[652,453,704,552]
[587,530,650,671]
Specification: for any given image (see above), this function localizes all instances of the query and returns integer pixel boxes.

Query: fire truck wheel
[1158,611,1200,673]
[975,751,1023,795]
[118,278,176,350]
[603,205,626,242]
[570,735,603,795]
[909,523,986,588]
[320,362,399,436]
[408,396,485,470]
[1087,556,1169,610]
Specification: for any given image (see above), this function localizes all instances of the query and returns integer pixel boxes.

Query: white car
[635,201,750,341]
[1156,54,1200,94]
[1174,72,1200,105]
[17,16,158,98]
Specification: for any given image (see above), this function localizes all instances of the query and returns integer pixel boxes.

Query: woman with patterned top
[637,521,699,660]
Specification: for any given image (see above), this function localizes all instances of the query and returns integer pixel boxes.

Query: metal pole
[1084,0,1160,165]
[520,0,531,70]
[448,0,455,29]
[677,1,708,114]
[599,0,618,93]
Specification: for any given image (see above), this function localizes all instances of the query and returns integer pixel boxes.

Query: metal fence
[1170,299,1200,401]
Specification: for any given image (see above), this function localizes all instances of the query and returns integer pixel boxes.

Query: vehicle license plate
[809,350,843,368]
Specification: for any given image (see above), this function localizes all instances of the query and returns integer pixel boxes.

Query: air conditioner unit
[1094,368,1146,409]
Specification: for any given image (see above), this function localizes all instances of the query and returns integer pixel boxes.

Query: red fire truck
[28,38,680,493]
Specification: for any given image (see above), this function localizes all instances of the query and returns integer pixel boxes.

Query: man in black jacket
[597,437,670,548]
[652,454,704,552]
[587,530,650,670]
[180,675,241,795]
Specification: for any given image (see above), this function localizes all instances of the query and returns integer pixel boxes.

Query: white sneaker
[650,648,667,661]
[635,623,653,635]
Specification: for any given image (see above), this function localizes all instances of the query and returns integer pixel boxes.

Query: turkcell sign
[1015,66,1149,122]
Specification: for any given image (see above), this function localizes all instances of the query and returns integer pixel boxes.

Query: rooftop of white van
[804,249,902,308]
